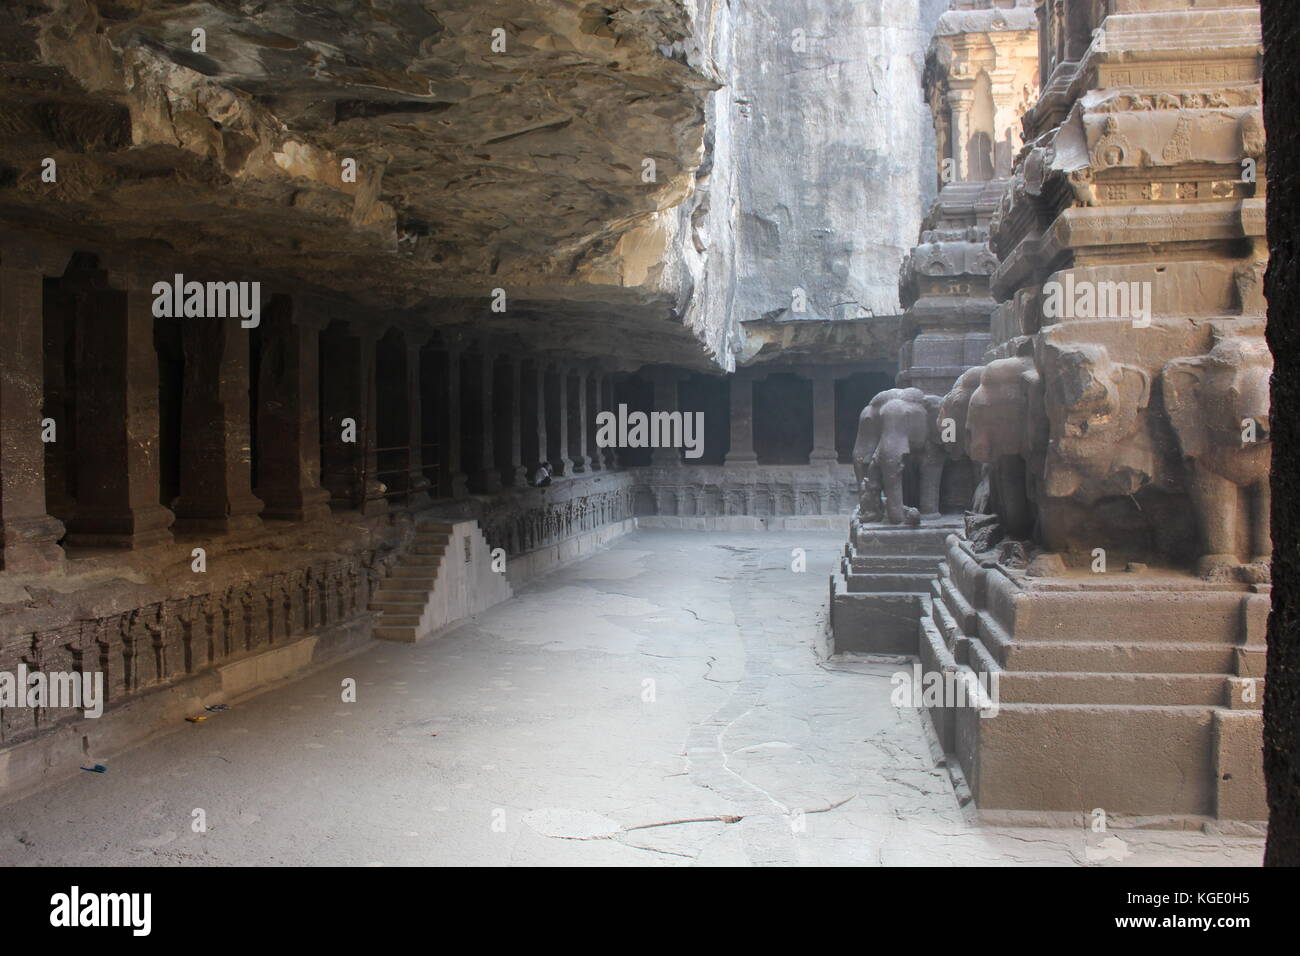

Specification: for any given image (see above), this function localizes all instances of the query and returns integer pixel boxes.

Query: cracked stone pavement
[0,530,1266,866]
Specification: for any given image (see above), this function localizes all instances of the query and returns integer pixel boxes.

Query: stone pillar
[571,365,590,474]
[319,324,357,508]
[66,269,174,549]
[948,90,974,182]
[0,243,66,570]
[650,368,679,466]
[532,359,549,474]
[255,301,331,522]
[602,373,618,469]
[404,330,433,507]
[475,347,503,493]
[173,313,265,533]
[505,354,527,487]
[587,366,604,472]
[991,86,1023,178]
[444,347,468,498]
[355,326,387,515]
[726,369,758,466]
[552,362,573,476]
[810,367,839,464]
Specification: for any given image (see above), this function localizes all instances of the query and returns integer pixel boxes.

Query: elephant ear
[923,394,944,444]
[1109,363,1152,435]
[1161,358,1208,460]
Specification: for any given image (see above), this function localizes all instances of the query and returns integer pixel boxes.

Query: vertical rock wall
[727,0,950,326]
[1261,0,1299,866]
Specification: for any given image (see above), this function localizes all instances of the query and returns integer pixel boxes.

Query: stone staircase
[829,514,963,654]
[919,534,1267,824]
[368,519,512,643]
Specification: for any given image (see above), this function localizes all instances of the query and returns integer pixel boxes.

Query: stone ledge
[0,616,372,807]
[638,515,850,531]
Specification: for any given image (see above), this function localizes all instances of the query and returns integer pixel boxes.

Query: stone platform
[828,513,964,655]
[921,535,1268,827]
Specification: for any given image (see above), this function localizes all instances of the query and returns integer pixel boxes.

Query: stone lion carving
[1161,335,1272,580]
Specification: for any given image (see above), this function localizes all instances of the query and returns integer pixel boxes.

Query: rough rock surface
[1,0,727,364]
[1261,0,1300,866]
[729,0,949,327]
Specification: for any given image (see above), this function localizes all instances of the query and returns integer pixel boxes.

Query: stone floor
[0,530,1266,866]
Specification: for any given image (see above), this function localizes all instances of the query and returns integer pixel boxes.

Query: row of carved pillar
[0,239,857,574]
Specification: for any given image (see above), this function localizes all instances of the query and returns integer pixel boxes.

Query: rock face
[729,0,950,329]
[0,1,725,364]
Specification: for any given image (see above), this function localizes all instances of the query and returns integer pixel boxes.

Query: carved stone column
[475,346,502,493]
[0,241,67,569]
[726,369,758,466]
[443,346,468,499]
[66,264,175,548]
[505,354,527,487]
[255,299,331,522]
[404,328,433,507]
[947,89,975,182]
[571,365,590,474]
[602,373,618,469]
[550,361,573,477]
[532,358,549,474]
[173,311,265,532]
[350,324,387,516]
[586,365,604,472]
[650,367,679,466]
[810,366,839,464]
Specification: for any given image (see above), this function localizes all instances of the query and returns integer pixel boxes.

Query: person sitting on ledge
[531,462,553,487]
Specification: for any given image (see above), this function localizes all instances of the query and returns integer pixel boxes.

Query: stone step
[412,543,449,555]
[375,625,419,643]
[996,671,1228,707]
[389,568,437,582]
[403,553,441,566]
[392,562,440,576]
[938,575,979,638]
[1236,645,1266,678]
[377,574,431,588]
[839,570,937,594]
[851,525,956,556]
[377,614,421,627]
[828,579,922,656]
[373,591,428,606]
[962,702,1225,817]
[376,578,430,590]
[997,589,1249,646]
[847,552,944,574]
[1001,639,1237,675]
[1224,676,1264,710]
[929,585,961,648]
[414,532,452,545]
[416,521,455,533]
[369,599,428,614]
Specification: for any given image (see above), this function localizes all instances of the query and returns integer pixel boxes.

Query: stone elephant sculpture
[1161,335,1272,580]
[1037,342,1156,502]
[938,365,990,512]
[961,355,1047,541]
[939,366,983,461]
[852,387,945,525]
